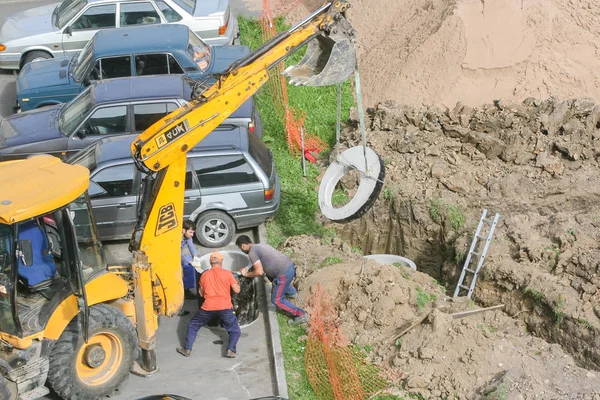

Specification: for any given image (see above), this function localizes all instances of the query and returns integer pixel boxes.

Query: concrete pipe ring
[318,146,385,222]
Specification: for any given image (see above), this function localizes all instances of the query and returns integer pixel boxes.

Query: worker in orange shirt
[176,251,241,358]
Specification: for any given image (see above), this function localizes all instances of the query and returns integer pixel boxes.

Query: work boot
[184,290,197,300]
[176,347,191,357]
[225,349,237,358]
[289,313,309,325]
[284,293,297,299]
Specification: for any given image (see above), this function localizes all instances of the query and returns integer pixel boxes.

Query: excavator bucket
[283,20,356,86]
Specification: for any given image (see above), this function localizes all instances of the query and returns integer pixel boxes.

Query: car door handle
[117,203,133,209]
[186,197,199,201]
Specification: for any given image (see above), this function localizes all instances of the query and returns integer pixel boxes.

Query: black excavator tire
[46,304,138,400]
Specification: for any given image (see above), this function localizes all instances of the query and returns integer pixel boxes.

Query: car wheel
[22,51,52,67]
[195,211,235,248]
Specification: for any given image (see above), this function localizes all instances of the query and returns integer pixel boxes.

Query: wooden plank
[450,304,504,319]
[389,313,430,342]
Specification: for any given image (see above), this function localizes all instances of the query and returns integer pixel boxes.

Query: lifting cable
[318,63,386,222]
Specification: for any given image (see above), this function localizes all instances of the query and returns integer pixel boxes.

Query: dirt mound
[285,236,600,399]
[287,0,600,108]
[326,97,600,373]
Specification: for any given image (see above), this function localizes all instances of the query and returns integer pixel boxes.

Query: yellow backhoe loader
[0,2,356,399]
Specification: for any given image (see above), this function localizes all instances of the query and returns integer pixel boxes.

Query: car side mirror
[64,26,73,36]
[77,128,86,139]
[18,240,33,266]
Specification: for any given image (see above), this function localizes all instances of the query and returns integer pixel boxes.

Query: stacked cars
[15,23,248,111]
[0,5,277,248]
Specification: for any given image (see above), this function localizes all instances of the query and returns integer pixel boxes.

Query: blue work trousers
[184,308,241,353]
[272,265,305,318]
[182,263,195,290]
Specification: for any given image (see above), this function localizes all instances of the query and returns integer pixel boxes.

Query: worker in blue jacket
[181,220,198,300]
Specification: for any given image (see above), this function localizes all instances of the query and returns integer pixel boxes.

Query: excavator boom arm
[128,1,356,373]
[131,1,355,171]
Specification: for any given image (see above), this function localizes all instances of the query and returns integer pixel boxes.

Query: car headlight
[0,44,6,52]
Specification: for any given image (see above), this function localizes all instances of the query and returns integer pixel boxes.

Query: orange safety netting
[304,284,400,399]
[259,0,327,158]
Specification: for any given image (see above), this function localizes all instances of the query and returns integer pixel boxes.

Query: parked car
[0,74,262,161]
[0,0,239,70]
[15,23,249,111]
[68,128,280,247]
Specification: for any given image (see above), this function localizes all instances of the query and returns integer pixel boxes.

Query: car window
[81,106,128,136]
[120,2,161,26]
[155,0,182,22]
[134,54,185,76]
[168,54,184,74]
[91,164,135,198]
[172,0,194,15]
[150,164,195,190]
[71,4,116,30]
[248,133,273,178]
[133,102,178,132]
[135,54,165,76]
[185,163,196,189]
[191,155,259,188]
[98,56,132,79]
[186,32,211,72]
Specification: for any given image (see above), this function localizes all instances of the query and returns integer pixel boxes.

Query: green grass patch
[332,188,351,207]
[277,313,317,400]
[428,199,466,230]
[523,287,544,305]
[239,15,357,399]
[239,16,354,249]
[320,256,344,268]
[415,288,437,310]
[553,296,566,325]
[483,382,510,400]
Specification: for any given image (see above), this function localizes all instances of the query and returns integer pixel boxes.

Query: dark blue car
[16,23,249,111]
[1,74,262,162]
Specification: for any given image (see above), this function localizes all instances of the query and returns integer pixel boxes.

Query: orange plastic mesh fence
[259,0,327,156]
[304,284,400,399]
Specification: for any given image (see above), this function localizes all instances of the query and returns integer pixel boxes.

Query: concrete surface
[0,1,288,398]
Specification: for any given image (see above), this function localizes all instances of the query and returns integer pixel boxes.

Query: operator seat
[17,221,57,290]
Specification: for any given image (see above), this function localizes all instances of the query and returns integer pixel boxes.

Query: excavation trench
[305,99,600,386]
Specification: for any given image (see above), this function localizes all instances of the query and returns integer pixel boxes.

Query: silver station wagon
[69,129,280,247]
[0,0,239,70]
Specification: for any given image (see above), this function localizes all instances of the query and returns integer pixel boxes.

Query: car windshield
[68,142,97,169]
[58,89,94,134]
[56,0,87,29]
[0,118,18,146]
[72,40,94,82]
[186,31,211,72]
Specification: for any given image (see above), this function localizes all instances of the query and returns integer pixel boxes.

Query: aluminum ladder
[453,209,500,299]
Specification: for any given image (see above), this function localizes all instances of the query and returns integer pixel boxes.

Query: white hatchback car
[0,0,239,70]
